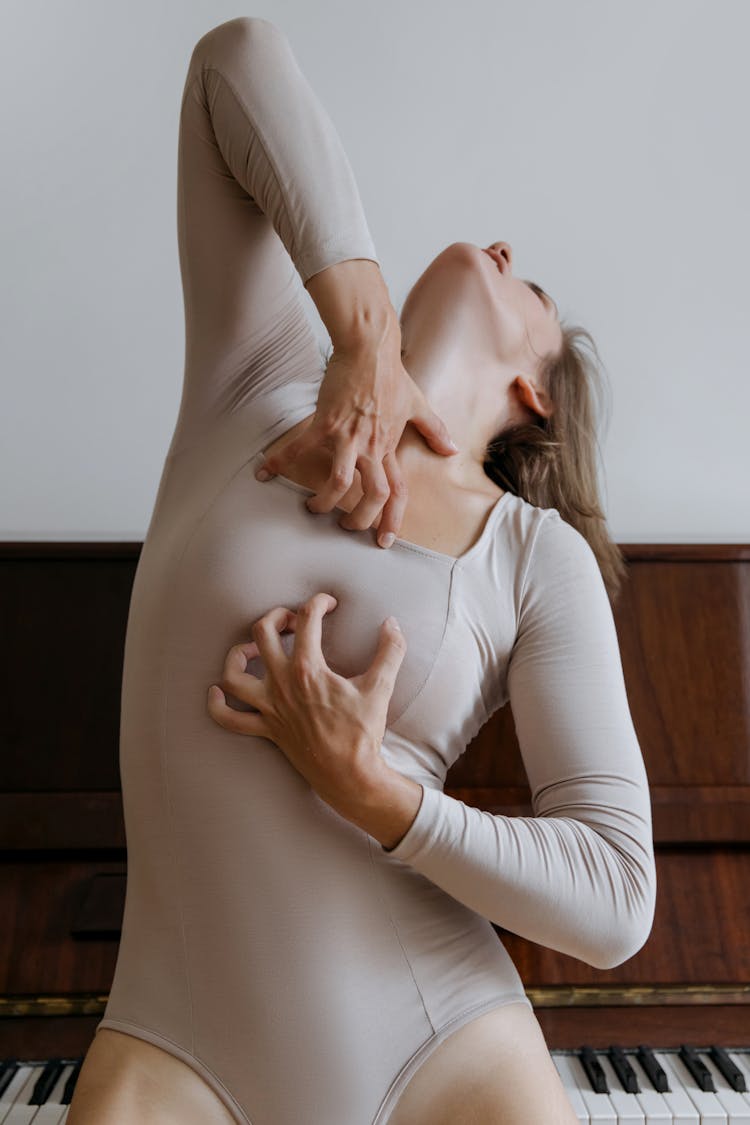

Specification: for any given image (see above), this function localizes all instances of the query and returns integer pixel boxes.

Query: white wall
[1,0,747,541]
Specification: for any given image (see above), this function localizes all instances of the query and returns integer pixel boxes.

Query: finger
[338,453,390,532]
[206,684,271,738]
[218,643,266,709]
[305,437,359,514]
[291,592,338,687]
[255,425,320,480]
[251,606,297,677]
[229,620,298,681]
[361,616,407,694]
[409,392,459,456]
[227,622,298,668]
[373,450,408,548]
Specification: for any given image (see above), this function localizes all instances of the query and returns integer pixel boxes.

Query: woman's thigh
[387,1001,579,1125]
[67,1028,237,1125]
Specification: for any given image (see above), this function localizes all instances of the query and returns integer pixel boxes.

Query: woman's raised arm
[179,17,457,541]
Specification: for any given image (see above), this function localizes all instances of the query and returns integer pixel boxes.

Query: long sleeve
[185,15,379,283]
[174,17,380,446]
[383,512,657,971]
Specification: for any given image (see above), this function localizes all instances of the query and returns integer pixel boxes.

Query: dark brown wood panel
[0,858,123,995]
[1,540,748,1056]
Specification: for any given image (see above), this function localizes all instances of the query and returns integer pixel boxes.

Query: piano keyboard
[0,1058,80,1124]
[1,1046,749,1122]
[552,1046,750,1124]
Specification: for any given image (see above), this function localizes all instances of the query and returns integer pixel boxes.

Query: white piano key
[656,1050,727,1124]
[552,1053,590,1123]
[29,1110,66,1125]
[1,1065,45,1125]
[555,1051,619,1122]
[615,1052,674,1124]
[626,1051,699,1125]
[0,1068,34,1123]
[564,1052,618,1123]
[595,1053,648,1123]
[29,1064,75,1124]
[700,1052,750,1124]
[725,1053,750,1114]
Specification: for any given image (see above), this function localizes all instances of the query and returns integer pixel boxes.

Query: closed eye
[524,280,558,319]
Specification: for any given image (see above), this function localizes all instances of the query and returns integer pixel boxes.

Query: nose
[489,241,513,269]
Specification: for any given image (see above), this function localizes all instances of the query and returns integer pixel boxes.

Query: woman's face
[400,240,562,383]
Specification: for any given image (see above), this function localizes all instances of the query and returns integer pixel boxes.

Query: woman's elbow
[190,15,286,68]
[586,872,657,971]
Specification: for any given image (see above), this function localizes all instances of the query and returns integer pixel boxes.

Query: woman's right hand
[254,311,459,548]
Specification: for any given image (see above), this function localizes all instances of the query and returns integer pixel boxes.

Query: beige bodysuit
[95,17,657,1124]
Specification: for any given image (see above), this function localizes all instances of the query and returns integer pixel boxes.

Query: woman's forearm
[305,258,398,353]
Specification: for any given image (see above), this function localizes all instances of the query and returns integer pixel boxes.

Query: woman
[68,15,656,1125]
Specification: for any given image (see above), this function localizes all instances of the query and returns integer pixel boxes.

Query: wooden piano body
[1,540,748,1118]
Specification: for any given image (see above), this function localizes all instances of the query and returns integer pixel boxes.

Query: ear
[513,374,554,420]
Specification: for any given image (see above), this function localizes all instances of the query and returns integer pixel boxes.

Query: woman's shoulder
[516,504,609,634]
[494,495,602,605]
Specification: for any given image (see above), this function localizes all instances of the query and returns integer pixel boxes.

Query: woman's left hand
[206,593,407,818]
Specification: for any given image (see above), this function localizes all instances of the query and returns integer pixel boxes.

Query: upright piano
[1,539,748,1121]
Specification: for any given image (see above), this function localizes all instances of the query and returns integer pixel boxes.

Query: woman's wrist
[304,258,398,354]
[342,761,424,850]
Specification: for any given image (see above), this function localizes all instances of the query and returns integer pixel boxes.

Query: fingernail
[255,468,272,482]
[379,532,395,549]
[447,440,459,452]
[386,615,400,629]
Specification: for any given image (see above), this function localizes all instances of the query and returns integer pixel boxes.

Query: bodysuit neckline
[250,450,513,565]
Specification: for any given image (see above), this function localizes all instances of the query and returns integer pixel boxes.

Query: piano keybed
[1,1046,749,1123]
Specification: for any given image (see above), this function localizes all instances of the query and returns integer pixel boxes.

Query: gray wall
[1,0,747,540]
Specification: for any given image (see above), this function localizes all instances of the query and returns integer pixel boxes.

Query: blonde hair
[482,321,628,605]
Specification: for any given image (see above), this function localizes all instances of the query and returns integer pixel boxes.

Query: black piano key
[607,1045,640,1093]
[709,1045,747,1092]
[62,1057,83,1103]
[577,1045,609,1093]
[678,1044,716,1092]
[30,1058,65,1104]
[0,1060,20,1098]
[636,1045,670,1092]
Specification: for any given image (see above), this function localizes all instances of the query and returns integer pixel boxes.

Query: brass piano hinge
[527,984,750,1007]
[0,994,111,1017]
